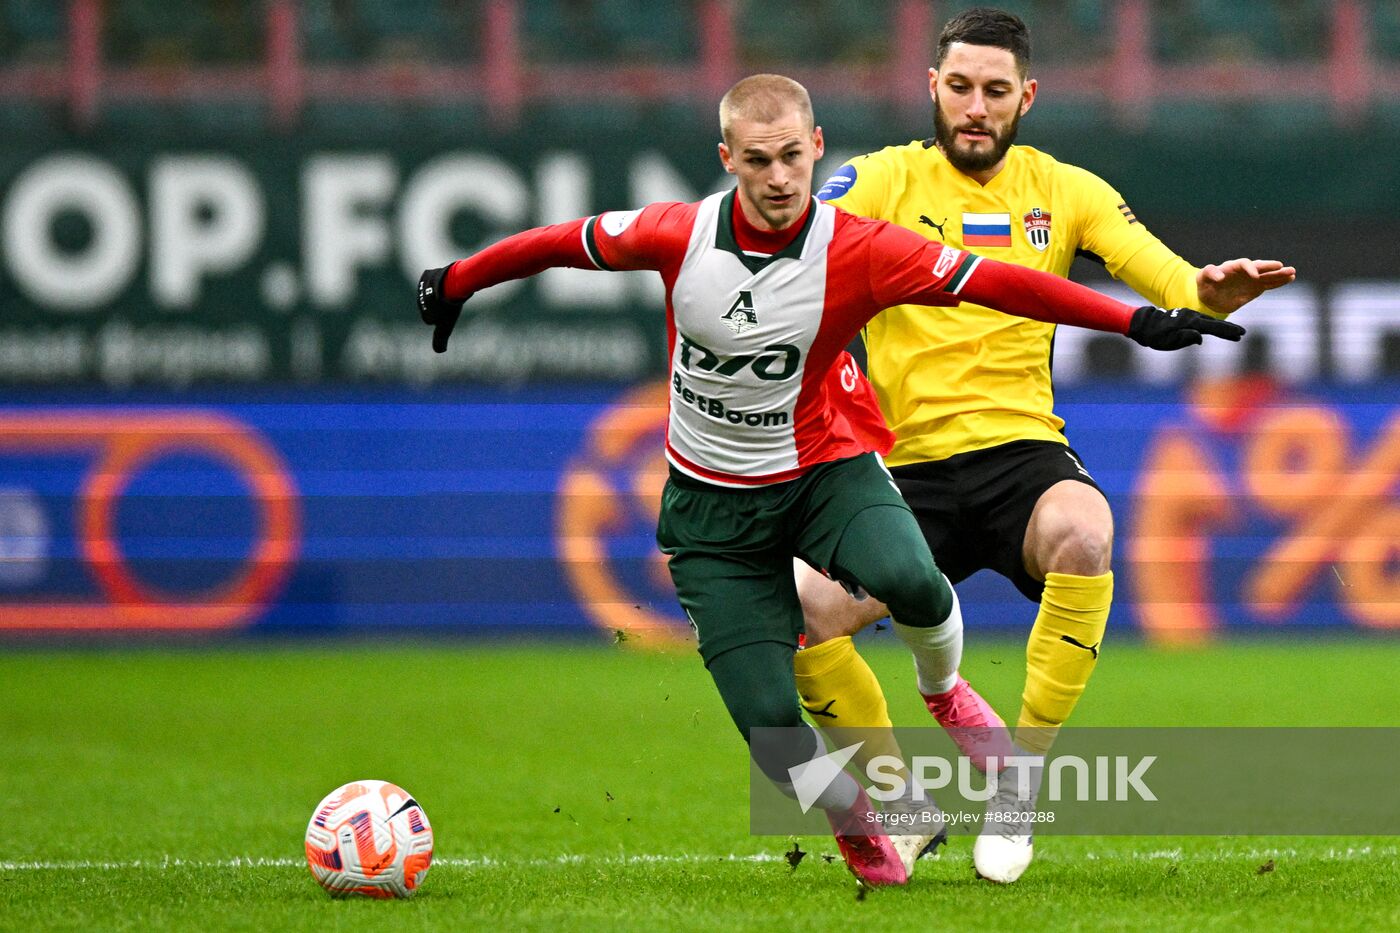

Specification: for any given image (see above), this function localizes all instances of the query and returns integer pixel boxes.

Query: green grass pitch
[2,638,1398,931]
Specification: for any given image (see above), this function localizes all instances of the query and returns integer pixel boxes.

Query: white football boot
[973,752,1044,884]
[883,787,948,877]
[973,831,1034,883]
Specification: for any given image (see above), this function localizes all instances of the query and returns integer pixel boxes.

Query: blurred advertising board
[0,378,1393,643]
[0,125,1396,387]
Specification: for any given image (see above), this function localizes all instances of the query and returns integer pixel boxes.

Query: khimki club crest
[721,290,759,334]
[1023,207,1052,252]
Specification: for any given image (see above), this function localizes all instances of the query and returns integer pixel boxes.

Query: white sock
[772,726,861,812]
[984,750,1045,837]
[892,582,963,696]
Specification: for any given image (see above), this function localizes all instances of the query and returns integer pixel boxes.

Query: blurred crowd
[2,0,1394,69]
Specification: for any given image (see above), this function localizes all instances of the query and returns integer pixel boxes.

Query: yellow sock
[794,636,909,778]
[1016,571,1113,755]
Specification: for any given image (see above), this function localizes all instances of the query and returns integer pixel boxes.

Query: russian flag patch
[962,212,1012,247]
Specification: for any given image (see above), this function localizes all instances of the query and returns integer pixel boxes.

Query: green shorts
[656,453,912,664]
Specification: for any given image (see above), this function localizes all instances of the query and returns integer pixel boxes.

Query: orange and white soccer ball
[304,780,434,898]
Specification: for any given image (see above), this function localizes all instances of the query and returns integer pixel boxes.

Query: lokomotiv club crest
[1023,207,1051,252]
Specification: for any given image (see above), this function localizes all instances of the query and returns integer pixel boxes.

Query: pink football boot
[922,676,1013,774]
[826,787,909,887]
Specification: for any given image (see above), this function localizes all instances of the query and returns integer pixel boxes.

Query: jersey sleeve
[816,153,888,219]
[862,216,1138,333]
[445,217,592,298]
[584,201,693,272]
[443,201,693,299]
[1072,167,1212,315]
[864,218,980,309]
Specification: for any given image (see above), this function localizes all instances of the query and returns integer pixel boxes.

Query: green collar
[714,189,818,274]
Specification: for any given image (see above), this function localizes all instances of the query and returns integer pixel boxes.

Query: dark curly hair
[936,7,1031,77]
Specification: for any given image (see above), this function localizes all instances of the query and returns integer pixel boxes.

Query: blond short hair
[718,74,814,144]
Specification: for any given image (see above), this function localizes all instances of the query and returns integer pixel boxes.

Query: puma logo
[918,215,947,238]
[802,699,838,719]
[1060,635,1100,659]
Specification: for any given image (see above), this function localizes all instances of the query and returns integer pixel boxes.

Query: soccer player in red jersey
[414,74,1242,886]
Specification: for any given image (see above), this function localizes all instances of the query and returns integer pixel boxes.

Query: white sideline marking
[1,847,1395,872]
[0,854,786,871]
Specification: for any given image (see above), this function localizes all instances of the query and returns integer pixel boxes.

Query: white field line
[1,846,1396,872]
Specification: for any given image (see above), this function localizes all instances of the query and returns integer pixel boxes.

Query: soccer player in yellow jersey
[792,7,1296,882]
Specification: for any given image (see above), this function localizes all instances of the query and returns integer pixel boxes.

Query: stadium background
[0,0,1395,645]
[2,4,1398,929]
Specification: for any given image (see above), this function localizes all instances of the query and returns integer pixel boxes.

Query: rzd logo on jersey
[1023,207,1051,252]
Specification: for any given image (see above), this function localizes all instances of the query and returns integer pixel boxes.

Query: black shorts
[889,439,1104,602]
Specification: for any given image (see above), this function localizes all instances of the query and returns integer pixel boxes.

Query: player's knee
[866,553,951,628]
[1044,520,1113,576]
[1029,489,1114,577]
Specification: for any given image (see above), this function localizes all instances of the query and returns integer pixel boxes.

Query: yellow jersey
[819,140,1208,465]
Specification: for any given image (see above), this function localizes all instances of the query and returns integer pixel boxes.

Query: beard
[933,97,1022,174]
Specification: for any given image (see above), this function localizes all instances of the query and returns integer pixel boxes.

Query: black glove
[417,265,467,354]
[1128,306,1246,350]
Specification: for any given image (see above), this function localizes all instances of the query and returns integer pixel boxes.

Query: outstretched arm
[1196,258,1297,316]
[959,256,1246,349]
[416,218,596,352]
[861,219,1246,350]
[416,202,692,352]
[1072,168,1296,318]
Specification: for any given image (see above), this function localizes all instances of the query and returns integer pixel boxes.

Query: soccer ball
[304,780,434,898]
